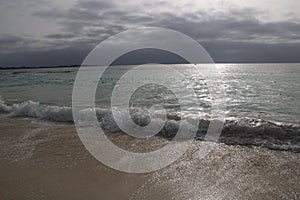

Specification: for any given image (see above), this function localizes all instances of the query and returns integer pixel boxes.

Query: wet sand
[0,117,299,199]
[0,117,147,199]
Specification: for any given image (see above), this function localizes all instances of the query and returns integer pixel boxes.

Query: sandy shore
[0,117,147,199]
[0,116,299,199]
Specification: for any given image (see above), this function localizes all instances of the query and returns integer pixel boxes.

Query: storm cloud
[0,0,300,67]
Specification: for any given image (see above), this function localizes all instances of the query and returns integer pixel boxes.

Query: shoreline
[0,117,147,199]
[0,117,299,199]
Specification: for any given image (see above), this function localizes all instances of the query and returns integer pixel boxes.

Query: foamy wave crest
[0,98,12,113]
[219,119,300,152]
[1,101,73,122]
[194,118,300,152]
[0,100,299,152]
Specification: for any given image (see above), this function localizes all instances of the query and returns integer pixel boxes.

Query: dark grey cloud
[0,48,89,67]
[1,0,300,67]
[202,41,300,63]
[1,39,299,67]
[156,9,300,43]
[45,33,77,39]
[0,35,38,54]
[77,0,114,10]
[0,35,24,46]
[34,2,300,43]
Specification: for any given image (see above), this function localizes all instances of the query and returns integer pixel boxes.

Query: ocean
[0,63,300,199]
[1,63,300,151]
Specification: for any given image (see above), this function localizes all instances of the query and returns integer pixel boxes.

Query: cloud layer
[0,0,300,66]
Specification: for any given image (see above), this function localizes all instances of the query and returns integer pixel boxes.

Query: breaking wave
[0,100,299,152]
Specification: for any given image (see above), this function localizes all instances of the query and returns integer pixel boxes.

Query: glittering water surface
[1,64,299,124]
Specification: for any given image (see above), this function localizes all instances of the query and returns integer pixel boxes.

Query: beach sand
[0,117,299,199]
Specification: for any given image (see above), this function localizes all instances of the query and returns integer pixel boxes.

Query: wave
[0,100,73,122]
[0,100,299,152]
[216,119,299,152]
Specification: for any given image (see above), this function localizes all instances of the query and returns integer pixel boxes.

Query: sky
[0,0,300,67]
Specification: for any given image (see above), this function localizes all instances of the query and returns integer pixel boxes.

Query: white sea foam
[0,99,299,152]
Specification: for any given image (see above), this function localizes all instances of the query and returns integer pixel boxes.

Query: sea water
[0,63,300,151]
